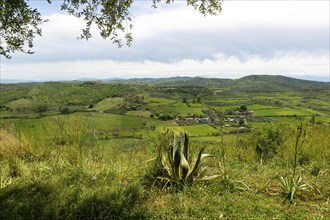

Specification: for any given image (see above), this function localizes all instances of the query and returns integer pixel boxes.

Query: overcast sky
[1,1,329,82]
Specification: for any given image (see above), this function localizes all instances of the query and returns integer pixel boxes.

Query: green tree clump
[254,123,288,162]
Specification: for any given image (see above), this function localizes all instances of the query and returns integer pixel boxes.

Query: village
[175,106,255,129]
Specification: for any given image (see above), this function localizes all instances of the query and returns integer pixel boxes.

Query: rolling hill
[1,75,328,107]
[110,75,329,92]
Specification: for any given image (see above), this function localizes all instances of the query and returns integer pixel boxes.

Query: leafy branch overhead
[0,0,44,59]
[0,0,223,59]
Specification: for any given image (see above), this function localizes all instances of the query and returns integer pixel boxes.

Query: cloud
[1,1,329,80]
[2,51,328,81]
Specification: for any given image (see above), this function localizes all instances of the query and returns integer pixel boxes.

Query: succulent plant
[157,132,219,186]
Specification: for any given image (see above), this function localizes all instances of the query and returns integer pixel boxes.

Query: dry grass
[0,128,33,158]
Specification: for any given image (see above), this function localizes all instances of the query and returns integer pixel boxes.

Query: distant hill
[229,75,329,92]
[104,76,193,84]
[119,75,328,92]
[1,75,328,106]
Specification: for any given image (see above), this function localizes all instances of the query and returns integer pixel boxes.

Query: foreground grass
[0,123,329,219]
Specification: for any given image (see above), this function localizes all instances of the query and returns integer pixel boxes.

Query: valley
[0,75,329,219]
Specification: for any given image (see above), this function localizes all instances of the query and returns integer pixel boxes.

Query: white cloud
[2,51,328,81]
[1,1,329,80]
[134,0,329,35]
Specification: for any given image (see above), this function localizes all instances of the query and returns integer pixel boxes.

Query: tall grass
[0,127,33,159]
[0,120,329,219]
[0,124,152,219]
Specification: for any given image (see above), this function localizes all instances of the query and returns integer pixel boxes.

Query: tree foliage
[0,0,223,59]
[254,123,288,162]
[0,0,44,58]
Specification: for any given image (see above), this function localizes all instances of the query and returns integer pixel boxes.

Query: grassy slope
[0,122,329,219]
[0,76,329,218]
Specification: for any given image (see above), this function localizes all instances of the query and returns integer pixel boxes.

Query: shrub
[33,103,48,114]
[59,106,70,114]
[254,123,287,162]
[239,105,247,112]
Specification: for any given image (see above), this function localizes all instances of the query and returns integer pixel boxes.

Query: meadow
[0,77,329,219]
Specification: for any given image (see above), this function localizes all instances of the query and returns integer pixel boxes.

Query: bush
[254,123,287,162]
[239,105,247,112]
[33,103,48,114]
[158,114,174,121]
[59,106,70,114]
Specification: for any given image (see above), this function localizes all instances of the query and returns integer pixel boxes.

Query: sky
[1,0,329,82]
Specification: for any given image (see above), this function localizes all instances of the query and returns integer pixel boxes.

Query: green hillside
[157,75,328,92]
[0,75,329,219]
[231,75,329,92]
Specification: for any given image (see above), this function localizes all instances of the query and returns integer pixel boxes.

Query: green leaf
[161,155,172,177]
[180,154,189,180]
[187,147,205,181]
[174,141,182,180]
[183,132,189,160]
[201,153,214,160]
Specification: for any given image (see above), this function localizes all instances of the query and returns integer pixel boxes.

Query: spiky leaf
[187,147,205,181]
[201,154,214,160]
[183,132,189,160]
[174,141,182,180]
[180,153,189,180]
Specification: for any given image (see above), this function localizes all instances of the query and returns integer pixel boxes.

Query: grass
[182,124,219,137]
[147,97,177,106]
[255,107,313,116]
[7,98,34,110]
[248,104,277,110]
[90,97,124,112]
[12,112,180,144]
[126,110,151,117]
[0,121,329,219]
[150,103,207,117]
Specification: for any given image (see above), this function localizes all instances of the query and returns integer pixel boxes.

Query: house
[234,110,255,116]
[196,117,209,123]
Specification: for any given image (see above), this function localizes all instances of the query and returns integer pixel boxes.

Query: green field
[0,78,329,219]
[182,124,219,136]
[125,110,151,117]
[91,97,124,111]
[255,107,313,116]
[147,97,177,106]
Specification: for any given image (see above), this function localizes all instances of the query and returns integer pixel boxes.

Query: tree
[33,103,48,114]
[0,0,223,59]
[238,117,245,127]
[59,106,70,114]
[0,0,44,58]
[239,105,248,112]
[254,123,287,162]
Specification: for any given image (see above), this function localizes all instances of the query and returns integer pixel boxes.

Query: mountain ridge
[1,75,328,93]
[2,74,329,84]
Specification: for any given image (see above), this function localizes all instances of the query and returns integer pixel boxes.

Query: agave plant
[278,174,308,203]
[157,132,219,186]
